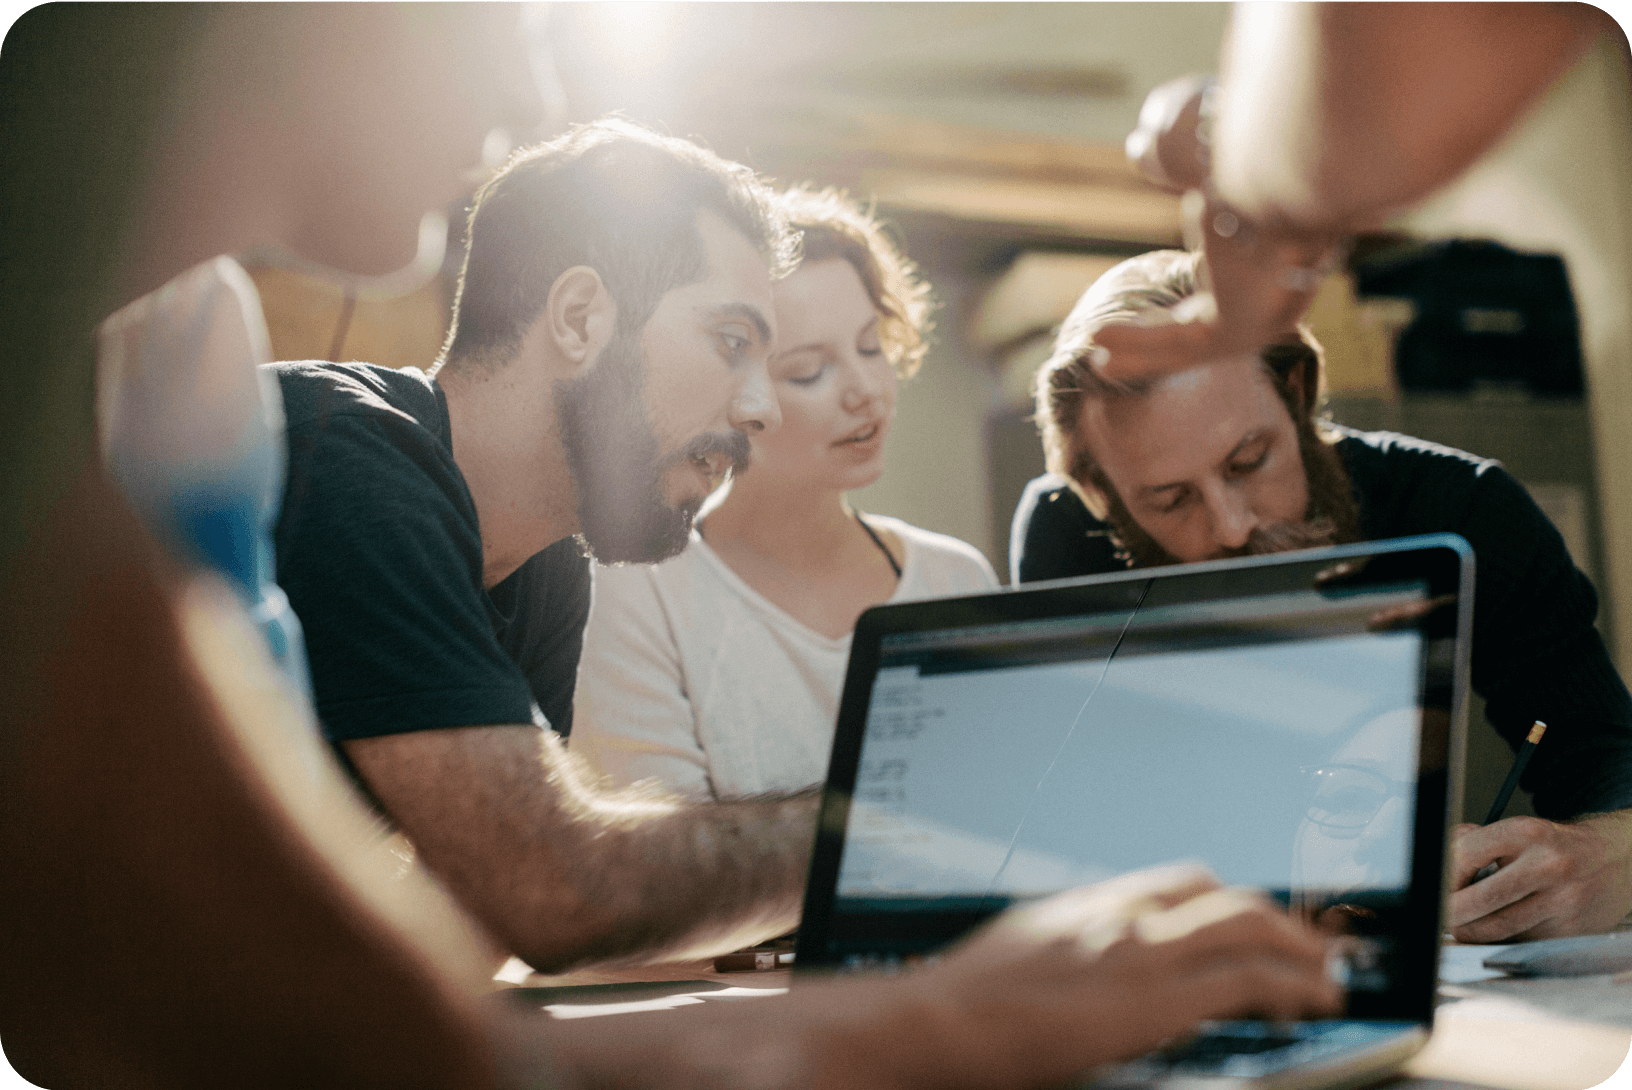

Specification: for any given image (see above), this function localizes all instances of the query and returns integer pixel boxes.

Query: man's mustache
[667,430,752,476]
[1223,517,1340,558]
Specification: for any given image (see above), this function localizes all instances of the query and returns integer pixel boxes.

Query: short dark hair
[436,118,798,372]
[772,186,933,377]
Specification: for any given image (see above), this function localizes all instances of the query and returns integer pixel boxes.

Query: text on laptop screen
[833,583,1428,916]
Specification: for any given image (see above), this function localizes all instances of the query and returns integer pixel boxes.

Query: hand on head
[1095,75,1346,386]
[1450,811,1632,942]
[1106,0,1597,391]
[1090,199,1344,386]
[903,864,1341,1087]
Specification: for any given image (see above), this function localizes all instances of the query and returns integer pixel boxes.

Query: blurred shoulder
[1017,471,1084,508]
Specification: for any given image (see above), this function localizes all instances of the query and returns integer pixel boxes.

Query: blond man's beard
[1092,418,1362,569]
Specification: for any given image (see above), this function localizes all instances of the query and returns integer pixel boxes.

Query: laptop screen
[799,538,1468,1022]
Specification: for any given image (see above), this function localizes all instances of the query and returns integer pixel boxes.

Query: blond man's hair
[1034,249,1324,487]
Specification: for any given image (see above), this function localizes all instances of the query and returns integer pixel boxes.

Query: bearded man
[1014,248,1632,945]
[271,119,809,973]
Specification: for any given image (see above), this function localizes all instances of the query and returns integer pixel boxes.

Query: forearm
[536,739,819,969]
[1212,3,1597,231]
[348,725,817,974]
[529,877,1341,1090]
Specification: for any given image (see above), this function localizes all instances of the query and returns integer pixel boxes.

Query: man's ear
[543,266,617,374]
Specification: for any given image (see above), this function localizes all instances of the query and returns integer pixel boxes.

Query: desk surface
[495,954,1632,1090]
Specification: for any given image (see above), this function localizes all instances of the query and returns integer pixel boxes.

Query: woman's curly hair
[773,186,934,377]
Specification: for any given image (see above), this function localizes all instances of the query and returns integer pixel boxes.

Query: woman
[571,187,997,798]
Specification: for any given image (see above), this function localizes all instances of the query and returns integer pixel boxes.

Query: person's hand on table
[1449,809,1632,942]
[892,863,1342,1088]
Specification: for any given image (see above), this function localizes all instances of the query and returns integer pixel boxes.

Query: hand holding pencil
[1470,720,1548,881]
[1448,720,1632,942]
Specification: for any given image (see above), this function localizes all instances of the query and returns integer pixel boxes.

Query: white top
[571,515,998,799]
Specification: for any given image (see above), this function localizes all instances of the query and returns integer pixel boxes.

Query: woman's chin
[837,461,887,495]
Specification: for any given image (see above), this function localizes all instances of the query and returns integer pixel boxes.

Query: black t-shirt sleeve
[491,538,593,737]
[1347,434,1632,818]
[1010,473,1128,584]
[276,411,538,742]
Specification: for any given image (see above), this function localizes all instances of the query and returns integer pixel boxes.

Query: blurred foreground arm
[520,865,1340,1090]
[1096,2,1605,379]
[1212,2,1601,232]
[0,470,500,1088]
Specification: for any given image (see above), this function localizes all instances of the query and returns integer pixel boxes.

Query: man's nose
[729,360,782,434]
[1203,481,1257,552]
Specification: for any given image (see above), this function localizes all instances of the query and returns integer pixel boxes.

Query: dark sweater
[1011,425,1632,820]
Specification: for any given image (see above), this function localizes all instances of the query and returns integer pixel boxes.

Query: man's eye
[718,332,749,355]
[1229,450,1269,475]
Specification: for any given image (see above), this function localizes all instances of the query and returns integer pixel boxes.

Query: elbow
[472,884,632,976]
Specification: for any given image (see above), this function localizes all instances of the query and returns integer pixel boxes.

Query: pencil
[1468,721,1548,884]
[1483,720,1548,826]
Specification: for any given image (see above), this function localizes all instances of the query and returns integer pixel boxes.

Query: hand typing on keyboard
[527,863,1342,1090]
[889,863,1344,1088]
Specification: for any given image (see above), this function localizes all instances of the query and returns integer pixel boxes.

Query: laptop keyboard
[1158,1030,1307,1066]
[1089,1020,1415,1084]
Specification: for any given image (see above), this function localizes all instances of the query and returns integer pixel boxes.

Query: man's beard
[1095,413,1362,569]
[554,324,750,565]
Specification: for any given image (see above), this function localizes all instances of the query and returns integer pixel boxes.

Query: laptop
[795,534,1472,1089]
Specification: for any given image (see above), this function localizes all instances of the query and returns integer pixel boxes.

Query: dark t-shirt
[1010,425,1632,820]
[272,361,591,742]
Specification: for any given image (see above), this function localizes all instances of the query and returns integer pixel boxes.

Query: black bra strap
[853,510,902,580]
